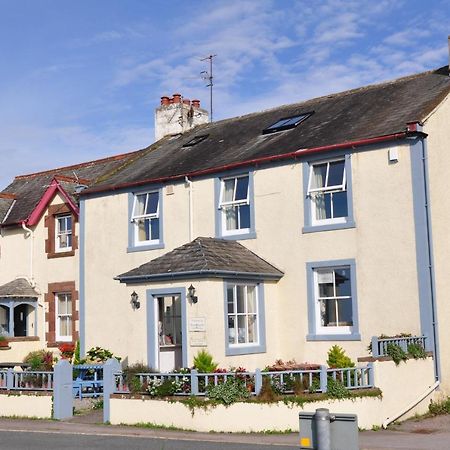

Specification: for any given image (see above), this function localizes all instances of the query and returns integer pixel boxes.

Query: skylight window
[182,134,209,147]
[263,112,312,134]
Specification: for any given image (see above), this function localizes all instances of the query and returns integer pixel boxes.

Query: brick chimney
[155,94,209,141]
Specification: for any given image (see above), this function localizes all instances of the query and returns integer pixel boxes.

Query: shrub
[206,377,250,405]
[193,350,218,373]
[385,343,408,365]
[257,376,279,402]
[147,378,182,397]
[327,378,350,399]
[123,362,155,394]
[407,343,427,360]
[327,345,355,368]
[23,350,54,370]
[429,397,450,415]
[58,342,75,361]
[86,346,121,363]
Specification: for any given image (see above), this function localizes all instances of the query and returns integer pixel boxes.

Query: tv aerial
[200,54,217,122]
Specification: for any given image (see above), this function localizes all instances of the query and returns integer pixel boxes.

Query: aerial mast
[200,54,216,122]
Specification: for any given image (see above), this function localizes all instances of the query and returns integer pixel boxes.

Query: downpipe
[382,381,440,429]
[21,221,35,287]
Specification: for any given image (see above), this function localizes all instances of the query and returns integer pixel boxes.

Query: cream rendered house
[77,67,450,391]
[0,154,137,361]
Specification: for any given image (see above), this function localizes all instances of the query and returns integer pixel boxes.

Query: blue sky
[0,0,449,189]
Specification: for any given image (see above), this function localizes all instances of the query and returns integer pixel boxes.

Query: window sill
[225,343,266,356]
[302,220,355,234]
[306,333,361,341]
[47,250,75,259]
[8,336,40,342]
[219,231,257,241]
[127,242,165,253]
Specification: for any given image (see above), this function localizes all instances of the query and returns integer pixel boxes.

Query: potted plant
[0,335,10,350]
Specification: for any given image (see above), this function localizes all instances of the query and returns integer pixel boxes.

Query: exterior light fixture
[187,284,198,304]
[130,291,140,309]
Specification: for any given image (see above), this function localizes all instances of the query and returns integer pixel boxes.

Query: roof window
[263,112,312,134]
[182,134,208,147]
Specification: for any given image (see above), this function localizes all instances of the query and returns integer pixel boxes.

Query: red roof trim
[26,179,79,226]
[83,131,410,196]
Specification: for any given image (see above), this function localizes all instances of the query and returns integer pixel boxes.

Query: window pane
[58,218,66,232]
[58,297,67,315]
[337,298,353,326]
[60,317,72,337]
[237,286,245,313]
[239,204,250,229]
[320,299,337,326]
[227,287,234,313]
[247,286,256,313]
[150,218,159,240]
[134,194,146,216]
[237,316,246,343]
[146,192,159,214]
[319,282,334,298]
[248,315,257,343]
[311,164,327,189]
[335,268,351,297]
[223,179,235,203]
[0,305,10,335]
[327,160,345,187]
[228,316,236,344]
[67,234,72,248]
[333,191,348,218]
[313,194,327,220]
[235,176,249,201]
[66,216,72,232]
[225,206,238,230]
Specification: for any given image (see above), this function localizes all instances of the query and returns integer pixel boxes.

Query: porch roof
[115,237,284,283]
[0,278,39,298]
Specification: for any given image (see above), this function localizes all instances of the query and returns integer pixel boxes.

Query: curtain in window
[223,179,237,230]
[312,165,327,220]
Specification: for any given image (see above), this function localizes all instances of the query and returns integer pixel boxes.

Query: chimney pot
[183,99,191,106]
[169,97,174,104]
[192,99,200,108]
[160,96,170,106]
[173,93,181,104]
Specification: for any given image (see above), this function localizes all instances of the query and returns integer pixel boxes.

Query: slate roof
[115,237,284,282]
[0,278,39,298]
[0,151,141,226]
[86,66,450,193]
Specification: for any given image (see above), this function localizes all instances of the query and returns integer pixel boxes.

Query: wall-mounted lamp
[187,284,198,304]
[130,291,140,309]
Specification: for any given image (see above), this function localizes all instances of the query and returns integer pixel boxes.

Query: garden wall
[0,391,53,419]
[109,357,437,431]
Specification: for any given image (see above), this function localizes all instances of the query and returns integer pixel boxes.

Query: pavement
[1,406,450,449]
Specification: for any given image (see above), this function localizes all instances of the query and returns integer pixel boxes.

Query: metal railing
[113,363,374,396]
[371,335,427,358]
[0,368,54,391]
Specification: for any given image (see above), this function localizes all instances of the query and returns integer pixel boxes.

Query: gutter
[115,269,284,284]
[82,132,408,196]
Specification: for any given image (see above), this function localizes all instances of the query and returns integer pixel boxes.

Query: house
[2,64,450,393]
[0,153,138,360]
[76,66,450,390]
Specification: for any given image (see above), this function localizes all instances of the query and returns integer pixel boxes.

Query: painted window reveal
[226,283,259,346]
[55,214,72,252]
[308,159,347,224]
[220,175,250,234]
[56,293,72,342]
[131,191,160,245]
[314,266,353,334]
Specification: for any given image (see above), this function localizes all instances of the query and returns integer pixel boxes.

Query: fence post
[254,368,262,395]
[103,358,121,423]
[191,369,199,396]
[53,359,73,420]
[367,362,375,388]
[319,365,328,393]
[6,368,13,390]
[371,336,379,357]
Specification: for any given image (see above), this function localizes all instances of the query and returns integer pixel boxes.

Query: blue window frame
[303,153,355,233]
[224,281,266,356]
[306,259,360,341]
[127,188,164,252]
[215,171,256,240]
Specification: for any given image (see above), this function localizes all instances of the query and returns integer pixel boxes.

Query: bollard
[315,408,332,450]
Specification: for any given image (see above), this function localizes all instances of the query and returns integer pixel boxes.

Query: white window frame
[55,214,72,252]
[307,158,347,225]
[219,175,250,235]
[313,267,352,335]
[131,191,160,246]
[55,292,72,342]
[226,283,260,347]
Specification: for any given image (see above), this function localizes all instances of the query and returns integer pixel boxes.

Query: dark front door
[14,304,27,337]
